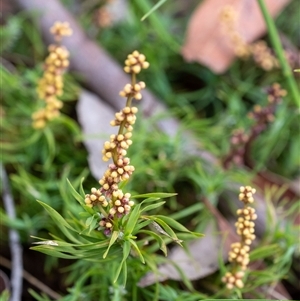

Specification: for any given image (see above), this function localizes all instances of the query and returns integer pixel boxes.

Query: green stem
[97,204,108,218]
[114,72,135,163]
[257,0,300,107]
[131,73,136,86]
[117,96,132,138]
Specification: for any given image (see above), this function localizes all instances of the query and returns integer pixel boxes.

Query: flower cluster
[32,22,72,129]
[266,82,287,103]
[248,83,286,133]
[224,83,286,168]
[220,6,297,71]
[220,6,250,59]
[250,41,278,71]
[85,51,149,235]
[50,21,73,41]
[123,51,150,74]
[119,82,146,100]
[224,129,249,168]
[95,6,113,28]
[222,186,257,289]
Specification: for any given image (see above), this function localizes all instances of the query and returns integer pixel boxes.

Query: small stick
[0,256,61,300]
[1,164,23,301]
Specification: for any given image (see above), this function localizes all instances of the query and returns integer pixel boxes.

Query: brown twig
[0,256,61,300]
[1,164,23,301]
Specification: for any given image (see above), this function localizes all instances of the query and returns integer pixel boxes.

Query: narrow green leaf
[88,219,98,234]
[140,201,165,213]
[79,212,91,218]
[37,201,75,231]
[136,0,180,50]
[132,219,152,234]
[79,177,86,197]
[103,231,119,258]
[250,244,281,261]
[140,197,160,205]
[143,216,182,245]
[122,260,127,288]
[84,214,98,234]
[113,240,131,283]
[125,203,141,236]
[85,216,94,227]
[29,289,52,301]
[43,127,56,169]
[154,215,204,237]
[0,131,41,150]
[129,239,145,263]
[36,201,82,243]
[0,289,10,301]
[67,178,84,204]
[141,0,167,21]
[139,230,167,256]
[30,246,78,259]
[152,220,182,245]
[119,180,128,190]
[82,247,121,261]
[132,192,177,199]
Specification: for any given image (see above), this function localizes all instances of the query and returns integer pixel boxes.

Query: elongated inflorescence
[224,83,286,168]
[84,51,149,235]
[222,186,257,289]
[32,22,72,129]
[220,6,297,70]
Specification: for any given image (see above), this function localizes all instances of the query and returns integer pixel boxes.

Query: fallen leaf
[138,222,227,287]
[202,197,238,251]
[138,195,268,287]
[182,0,291,73]
[76,89,116,181]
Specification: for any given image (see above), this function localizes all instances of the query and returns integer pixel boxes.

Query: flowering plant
[31,48,202,285]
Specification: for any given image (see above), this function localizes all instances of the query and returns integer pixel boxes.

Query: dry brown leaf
[138,200,239,287]
[182,0,291,73]
[76,89,116,180]
[202,197,238,250]
[138,222,227,287]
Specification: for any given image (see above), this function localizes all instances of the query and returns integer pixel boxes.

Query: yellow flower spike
[223,185,257,290]
[32,22,72,129]
[86,51,149,235]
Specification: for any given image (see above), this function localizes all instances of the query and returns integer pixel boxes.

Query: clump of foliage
[0,0,299,300]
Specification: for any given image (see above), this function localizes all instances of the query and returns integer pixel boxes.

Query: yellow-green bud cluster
[222,271,245,290]
[124,51,149,74]
[250,41,279,71]
[102,133,133,162]
[98,160,135,196]
[110,106,138,130]
[85,51,149,235]
[239,186,256,204]
[50,21,73,41]
[228,242,250,270]
[85,187,109,208]
[222,186,257,290]
[119,81,146,100]
[236,206,257,245]
[32,22,72,129]
[109,190,134,216]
